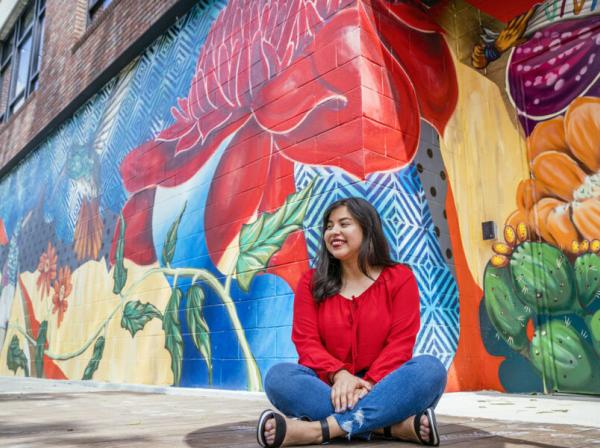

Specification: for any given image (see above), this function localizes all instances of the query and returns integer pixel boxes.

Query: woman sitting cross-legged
[256,197,447,447]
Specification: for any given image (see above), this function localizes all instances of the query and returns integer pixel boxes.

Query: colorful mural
[0,0,461,391]
[473,0,600,394]
[0,0,597,396]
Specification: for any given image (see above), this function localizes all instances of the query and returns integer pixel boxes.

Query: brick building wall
[0,0,197,171]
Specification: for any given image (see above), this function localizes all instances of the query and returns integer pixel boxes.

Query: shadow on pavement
[0,392,80,402]
[0,421,154,447]
[185,420,579,448]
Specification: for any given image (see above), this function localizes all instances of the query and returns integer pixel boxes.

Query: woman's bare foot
[263,416,322,446]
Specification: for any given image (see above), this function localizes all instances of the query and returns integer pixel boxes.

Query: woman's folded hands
[331,369,373,413]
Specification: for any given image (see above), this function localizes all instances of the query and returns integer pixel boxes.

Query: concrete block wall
[0,0,598,395]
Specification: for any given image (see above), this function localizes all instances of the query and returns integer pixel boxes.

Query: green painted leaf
[186,286,212,383]
[7,335,29,376]
[121,300,163,337]
[163,288,183,386]
[82,336,105,380]
[236,181,315,291]
[35,321,48,378]
[113,214,128,295]
[162,202,187,267]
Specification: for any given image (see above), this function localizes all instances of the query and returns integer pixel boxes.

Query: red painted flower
[37,242,58,298]
[113,0,457,273]
[52,266,72,328]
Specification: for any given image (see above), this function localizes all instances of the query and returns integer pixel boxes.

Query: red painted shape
[0,219,7,245]
[366,0,458,135]
[465,0,540,22]
[444,184,503,392]
[116,0,458,272]
[18,278,67,380]
[526,319,535,341]
[266,231,310,293]
[110,187,156,265]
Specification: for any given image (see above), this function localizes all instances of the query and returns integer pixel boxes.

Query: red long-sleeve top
[292,264,420,385]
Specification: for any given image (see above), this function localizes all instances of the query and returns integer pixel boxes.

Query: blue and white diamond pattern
[295,163,460,369]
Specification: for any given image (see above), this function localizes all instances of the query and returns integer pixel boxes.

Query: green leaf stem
[35,321,48,378]
[162,202,187,267]
[163,288,183,386]
[82,336,105,380]
[113,214,128,295]
[186,285,212,383]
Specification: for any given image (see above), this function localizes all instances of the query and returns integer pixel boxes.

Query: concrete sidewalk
[0,376,598,447]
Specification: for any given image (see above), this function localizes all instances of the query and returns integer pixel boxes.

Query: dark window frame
[0,0,46,123]
[88,0,113,24]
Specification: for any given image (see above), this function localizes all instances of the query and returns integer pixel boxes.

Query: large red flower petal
[257,150,296,214]
[204,122,273,264]
[366,0,458,135]
[121,116,249,193]
[110,188,157,265]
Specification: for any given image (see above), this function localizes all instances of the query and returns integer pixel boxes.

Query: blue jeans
[264,355,447,440]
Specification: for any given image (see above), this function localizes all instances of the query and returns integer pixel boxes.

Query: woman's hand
[331,370,372,413]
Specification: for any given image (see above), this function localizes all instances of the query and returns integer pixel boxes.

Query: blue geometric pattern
[295,163,460,368]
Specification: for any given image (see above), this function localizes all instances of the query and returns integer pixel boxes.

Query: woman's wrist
[331,369,349,383]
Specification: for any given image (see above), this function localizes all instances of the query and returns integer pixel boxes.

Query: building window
[0,0,45,122]
[88,0,113,23]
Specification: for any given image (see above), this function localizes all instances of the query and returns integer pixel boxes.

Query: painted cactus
[587,310,600,358]
[483,265,531,352]
[530,320,599,391]
[510,242,575,313]
[484,229,600,393]
[574,253,600,308]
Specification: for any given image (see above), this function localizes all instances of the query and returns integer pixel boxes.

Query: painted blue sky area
[179,272,296,389]
[150,129,298,389]
[0,2,221,243]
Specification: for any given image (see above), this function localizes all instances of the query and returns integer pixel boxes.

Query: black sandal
[257,410,286,447]
[383,407,440,446]
[256,409,331,447]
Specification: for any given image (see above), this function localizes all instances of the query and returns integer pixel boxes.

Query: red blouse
[292,264,420,384]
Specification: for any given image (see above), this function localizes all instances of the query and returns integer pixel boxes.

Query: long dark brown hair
[312,197,395,302]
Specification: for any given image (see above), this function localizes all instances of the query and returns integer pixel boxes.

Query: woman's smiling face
[324,205,364,263]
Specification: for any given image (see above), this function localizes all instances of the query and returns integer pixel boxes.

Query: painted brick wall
[0,0,598,395]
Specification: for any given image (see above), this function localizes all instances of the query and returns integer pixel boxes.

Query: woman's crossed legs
[262,354,447,445]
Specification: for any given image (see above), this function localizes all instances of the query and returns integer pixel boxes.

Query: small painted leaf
[7,335,29,376]
[82,336,105,380]
[236,180,314,291]
[35,321,48,378]
[162,202,187,267]
[121,300,163,337]
[163,288,183,386]
[113,214,128,295]
[186,286,212,383]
